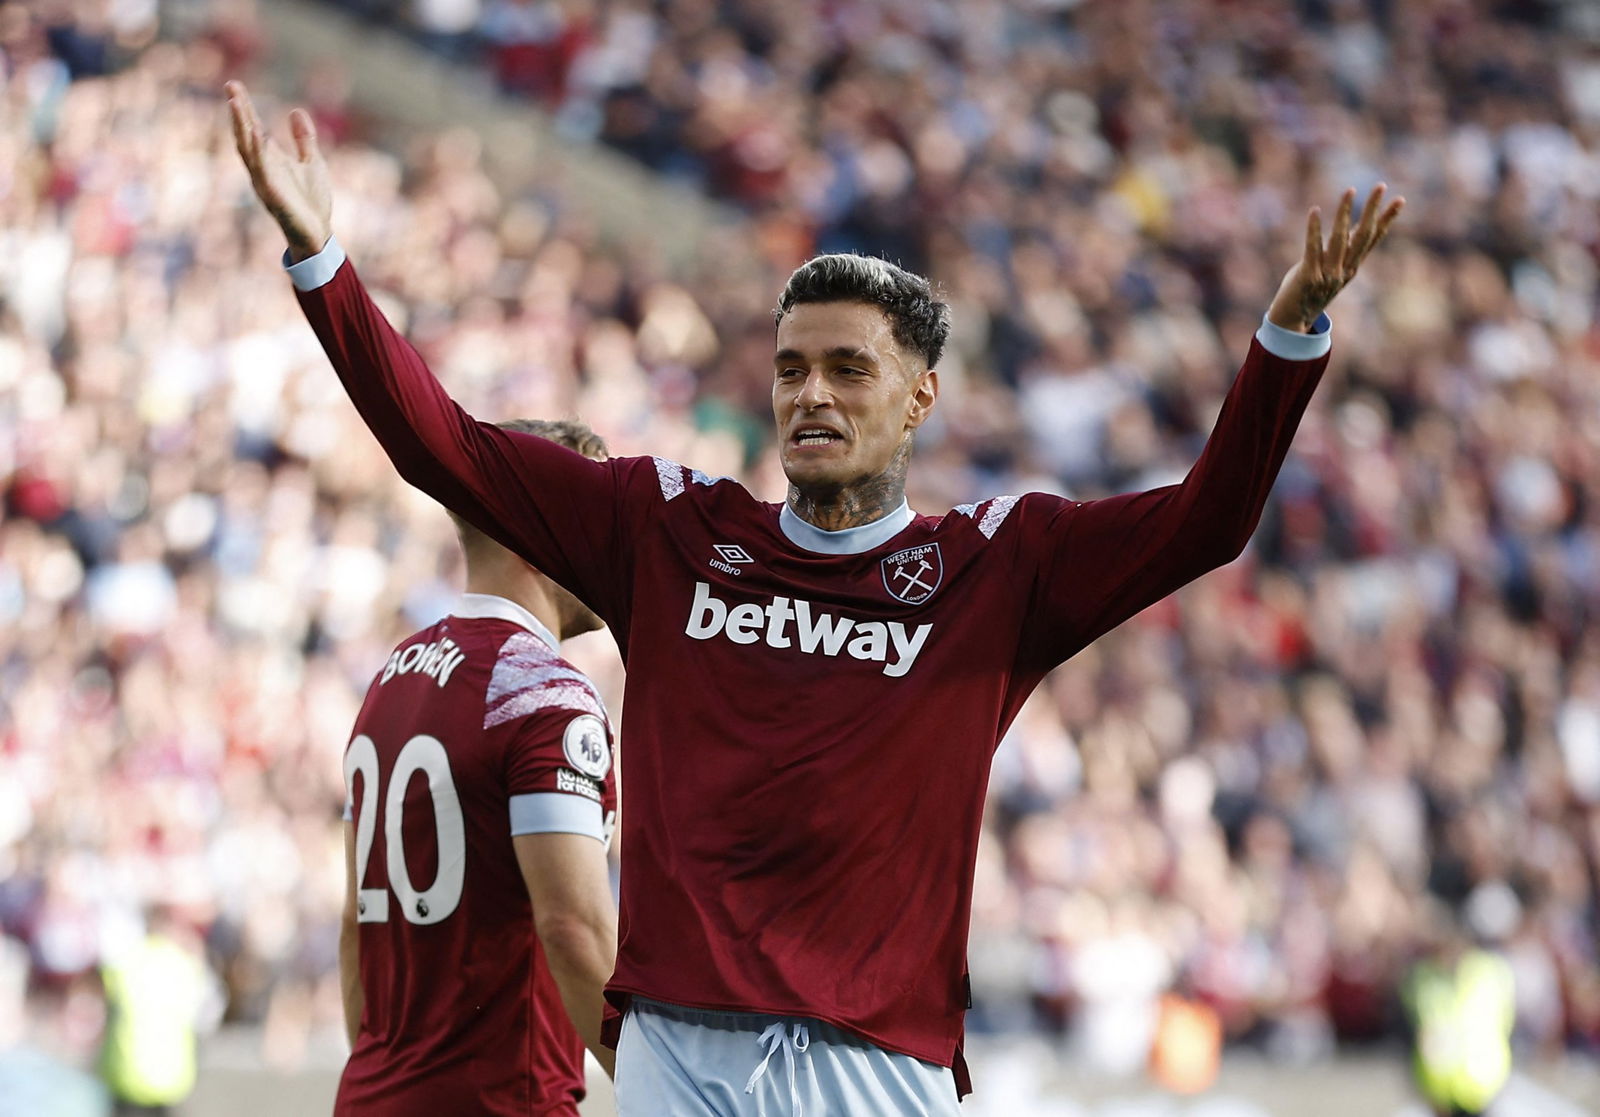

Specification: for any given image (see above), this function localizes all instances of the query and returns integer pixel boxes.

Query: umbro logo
[709,543,755,577]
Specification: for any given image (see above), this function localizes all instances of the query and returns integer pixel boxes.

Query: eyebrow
[773,346,874,365]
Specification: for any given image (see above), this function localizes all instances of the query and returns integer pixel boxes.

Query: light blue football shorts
[614,998,962,1116]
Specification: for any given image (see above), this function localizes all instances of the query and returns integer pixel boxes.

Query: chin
[781,458,851,495]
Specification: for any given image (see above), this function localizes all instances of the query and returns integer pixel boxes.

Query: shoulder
[484,630,608,731]
[937,492,1068,541]
[370,619,468,688]
[646,455,753,507]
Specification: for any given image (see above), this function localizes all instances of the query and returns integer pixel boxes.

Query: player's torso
[340,612,609,1115]
[621,483,1032,889]
[631,484,1028,724]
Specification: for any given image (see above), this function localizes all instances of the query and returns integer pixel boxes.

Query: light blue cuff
[283,236,346,291]
[1256,312,1331,361]
[509,792,605,841]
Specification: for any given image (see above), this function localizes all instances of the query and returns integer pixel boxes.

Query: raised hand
[1268,184,1404,333]
[226,80,333,262]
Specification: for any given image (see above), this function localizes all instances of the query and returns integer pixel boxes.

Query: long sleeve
[293,256,654,631]
[1014,330,1329,671]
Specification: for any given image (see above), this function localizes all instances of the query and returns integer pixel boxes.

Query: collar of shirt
[452,593,560,651]
[778,500,914,555]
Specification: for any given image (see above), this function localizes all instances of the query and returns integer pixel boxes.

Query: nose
[795,369,832,412]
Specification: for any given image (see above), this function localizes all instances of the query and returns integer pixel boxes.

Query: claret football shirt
[336,593,617,1116]
[294,241,1330,1094]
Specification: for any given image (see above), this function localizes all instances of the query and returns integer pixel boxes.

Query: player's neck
[463,565,562,643]
[787,451,910,532]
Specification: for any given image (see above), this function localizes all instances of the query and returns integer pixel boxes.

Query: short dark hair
[449,418,607,547]
[774,254,951,369]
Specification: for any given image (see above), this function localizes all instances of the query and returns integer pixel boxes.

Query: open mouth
[792,427,844,448]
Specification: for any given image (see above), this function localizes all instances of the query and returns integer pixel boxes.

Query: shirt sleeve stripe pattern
[484,632,608,728]
[977,495,1022,539]
[654,456,686,501]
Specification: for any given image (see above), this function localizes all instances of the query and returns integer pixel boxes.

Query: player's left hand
[1267,184,1404,333]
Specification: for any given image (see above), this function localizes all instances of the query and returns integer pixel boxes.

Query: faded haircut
[449,419,607,549]
[774,254,951,369]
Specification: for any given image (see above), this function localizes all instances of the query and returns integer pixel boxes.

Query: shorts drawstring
[743,1019,811,1115]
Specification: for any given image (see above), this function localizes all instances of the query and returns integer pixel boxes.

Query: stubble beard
[785,436,913,532]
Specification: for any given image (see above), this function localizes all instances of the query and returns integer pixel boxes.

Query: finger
[1344,197,1406,277]
[1346,183,1387,265]
[1327,188,1355,278]
[1351,196,1405,269]
[227,93,250,155]
[1353,183,1386,243]
[1303,206,1324,285]
[1366,197,1406,255]
[288,108,319,164]
[228,99,260,171]
[227,84,265,163]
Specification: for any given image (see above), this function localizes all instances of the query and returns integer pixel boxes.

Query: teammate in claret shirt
[229,80,1402,1114]
[334,419,620,1117]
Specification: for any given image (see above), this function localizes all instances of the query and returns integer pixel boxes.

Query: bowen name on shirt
[684,581,932,678]
[379,636,467,688]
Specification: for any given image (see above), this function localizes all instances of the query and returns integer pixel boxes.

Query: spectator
[0,0,1597,1085]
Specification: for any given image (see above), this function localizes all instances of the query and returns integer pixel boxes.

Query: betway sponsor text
[684,581,932,677]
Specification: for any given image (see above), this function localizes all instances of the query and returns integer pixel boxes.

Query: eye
[839,366,868,377]
[777,367,804,380]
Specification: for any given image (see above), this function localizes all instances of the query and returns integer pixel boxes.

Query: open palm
[226,80,333,261]
[1268,184,1404,333]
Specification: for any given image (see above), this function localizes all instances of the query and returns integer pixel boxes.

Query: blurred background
[2,0,1599,1114]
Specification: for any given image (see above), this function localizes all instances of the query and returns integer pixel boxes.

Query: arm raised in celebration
[1019,186,1403,667]
[226,81,641,623]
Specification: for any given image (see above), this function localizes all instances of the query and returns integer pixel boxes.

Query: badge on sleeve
[563,714,612,780]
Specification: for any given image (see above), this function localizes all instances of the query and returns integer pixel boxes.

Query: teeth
[797,432,837,444]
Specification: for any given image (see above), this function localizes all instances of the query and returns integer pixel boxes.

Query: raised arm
[1019,187,1403,668]
[226,82,643,622]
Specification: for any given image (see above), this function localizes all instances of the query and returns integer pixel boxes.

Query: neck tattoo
[787,440,911,532]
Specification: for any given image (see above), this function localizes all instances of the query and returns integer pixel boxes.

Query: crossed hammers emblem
[893,559,935,597]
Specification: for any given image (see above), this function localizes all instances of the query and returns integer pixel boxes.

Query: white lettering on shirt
[685,581,932,678]
[381,637,467,688]
[555,769,602,801]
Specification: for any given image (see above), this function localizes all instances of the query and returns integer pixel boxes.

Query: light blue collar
[778,501,914,555]
[453,593,560,650]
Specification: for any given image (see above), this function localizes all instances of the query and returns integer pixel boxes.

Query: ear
[905,367,939,432]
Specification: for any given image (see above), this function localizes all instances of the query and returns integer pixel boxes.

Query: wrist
[1266,306,1313,334]
[287,231,331,263]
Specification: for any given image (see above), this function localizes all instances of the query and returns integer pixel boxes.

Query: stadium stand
[2,0,1600,1111]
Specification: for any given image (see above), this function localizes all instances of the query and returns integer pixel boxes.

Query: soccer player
[335,418,620,1116]
[228,80,1401,1113]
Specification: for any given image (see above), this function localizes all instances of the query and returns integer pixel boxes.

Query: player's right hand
[226,80,333,262]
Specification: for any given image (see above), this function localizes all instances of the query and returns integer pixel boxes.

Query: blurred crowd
[3,0,1600,1087]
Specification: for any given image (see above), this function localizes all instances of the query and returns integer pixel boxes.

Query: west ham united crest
[880,543,943,605]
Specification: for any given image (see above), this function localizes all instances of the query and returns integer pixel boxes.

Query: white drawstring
[743,1019,811,1115]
